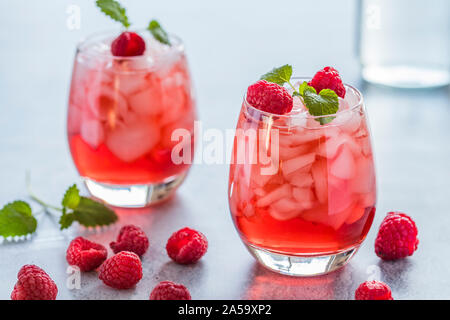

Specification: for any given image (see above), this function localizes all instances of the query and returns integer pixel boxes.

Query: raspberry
[308,66,346,98]
[375,211,419,260]
[149,281,191,300]
[246,80,293,115]
[98,251,142,289]
[166,227,208,264]
[110,225,149,257]
[355,280,393,300]
[11,265,58,300]
[111,31,146,57]
[66,237,108,272]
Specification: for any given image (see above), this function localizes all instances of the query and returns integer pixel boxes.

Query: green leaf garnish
[96,0,130,28]
[0,201,37,237]
[260,64,293,86]
[303,88,339,125]
[62,184,80,210]
[147,20,171,45]
[27,179,118,231]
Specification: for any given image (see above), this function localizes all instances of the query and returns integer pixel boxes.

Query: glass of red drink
[67,30,196,207]
[228,78,376,276]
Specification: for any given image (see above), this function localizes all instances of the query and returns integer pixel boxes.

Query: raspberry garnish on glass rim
[96,0,172,57]
[248,64,346,124]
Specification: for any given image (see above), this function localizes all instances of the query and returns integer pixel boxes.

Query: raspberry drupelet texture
[149,281,191,300]
[246,80,293,115]
[308,66,346,98]
[166,227,208,264]
[98,251,143,289]
[110,225,149,257]
[11,265,58,300]
[66,237,108,272]
[111,31,146,57]
[355,280,393,300]
[375,211,419,260]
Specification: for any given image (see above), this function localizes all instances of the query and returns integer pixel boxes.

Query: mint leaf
[298,81,316,96]
[62,185,80,210]
[59,211,75,230]
[0,201,37,237]
[96,0,130,28]
[148,20,171,45]
[303,89,339,125]
[260,65,292,86]
[72,197,118,228]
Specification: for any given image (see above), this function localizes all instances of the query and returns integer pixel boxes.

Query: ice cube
[359,192,376,208]
[106,120,160,162]
[87,85,128,121]
[334,110,361,133]
[281,152,316,177]
[128,86,164,116]
[269,198,302,221]
[114,72,150,96]
[279,144,311,161]
[256,184,291,207]
[330,146,356,180]
[288,172,314,188]
[317,134,361,159]
[327,176,354,214]
[350,157,376,194]
[292,187,315,209]
[80,118,104,149]
[283,129,320,146]
[311,158,328,204]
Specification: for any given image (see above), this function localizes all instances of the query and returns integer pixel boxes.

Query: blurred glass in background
[358,0,450,88]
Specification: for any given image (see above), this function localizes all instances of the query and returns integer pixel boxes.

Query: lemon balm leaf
[303,88,339,125]
[260,65,293,86]
[96,0,130,28]
[0,201,37,237]
[62,184,80,210]
[148,20,171,45]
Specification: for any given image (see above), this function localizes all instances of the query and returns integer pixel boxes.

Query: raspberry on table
[111,31,146,57]
[375,211,419,260]
[110,225,149,257]
[246,80,293,115]
[11,265,58,300]
[308,66,346,98]
[66,237,108,272]
[98,251,143,289]
[150,281,191,300]
[166,227,208,264]
[355,280,393,300]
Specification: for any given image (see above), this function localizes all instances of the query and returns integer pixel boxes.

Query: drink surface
[67,33,196,185]
[228,88,376,255]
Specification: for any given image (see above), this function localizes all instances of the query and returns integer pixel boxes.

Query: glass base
[83,173,186,208]
[362,65,450,89]
[245,244,358,277]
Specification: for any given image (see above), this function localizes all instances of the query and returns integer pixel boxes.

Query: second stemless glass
[67,30,196,207]
[228,79,376,276]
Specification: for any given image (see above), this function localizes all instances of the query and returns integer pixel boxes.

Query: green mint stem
[286,80,297,93]
[26,173,63,212]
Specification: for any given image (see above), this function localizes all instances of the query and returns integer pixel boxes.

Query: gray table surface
[0,0,449,300]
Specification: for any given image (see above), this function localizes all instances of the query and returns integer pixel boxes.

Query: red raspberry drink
[228,68,376,276]
[67,31,196,207]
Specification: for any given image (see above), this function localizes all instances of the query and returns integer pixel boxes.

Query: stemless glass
[228,78,376,276]
[67,30,196,207]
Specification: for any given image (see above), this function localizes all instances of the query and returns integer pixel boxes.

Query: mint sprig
[28,181,118,230]
[96,0,130,28]
[0,201,37,237]
[261,65,293,87]
[261,65,339,124]
[58,185,118,230]
[148,20,171,45]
